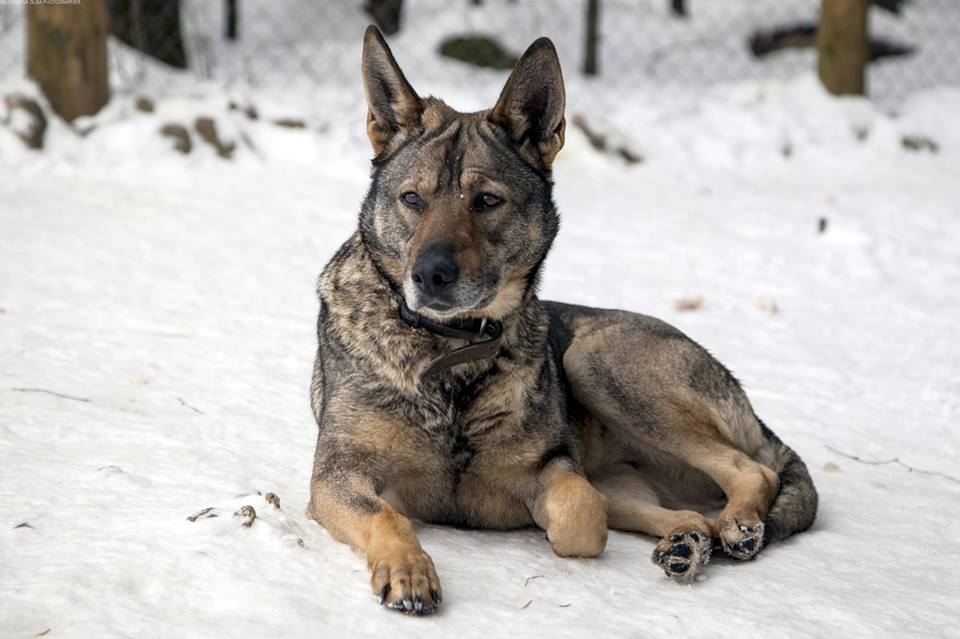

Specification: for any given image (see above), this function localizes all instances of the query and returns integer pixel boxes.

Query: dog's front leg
[309,473,441,615]
[529,460,608,558]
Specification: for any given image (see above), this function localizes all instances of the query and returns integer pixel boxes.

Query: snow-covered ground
[2,7,960,637]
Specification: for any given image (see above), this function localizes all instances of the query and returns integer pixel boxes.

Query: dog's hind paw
[720,521,764,561]
[652,528,711,584]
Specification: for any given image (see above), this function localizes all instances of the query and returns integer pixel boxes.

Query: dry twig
[11,387,91,403]
[825,444,960,485]
[177,397,203,414]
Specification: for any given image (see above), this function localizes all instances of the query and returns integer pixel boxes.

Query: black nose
[412,243,459,299]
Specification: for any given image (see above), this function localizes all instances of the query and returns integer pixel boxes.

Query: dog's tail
[757,416,818,546]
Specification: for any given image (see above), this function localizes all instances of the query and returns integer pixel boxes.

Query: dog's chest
[448,433,475,479]
[383,393,538,528]
[387,433,535,528]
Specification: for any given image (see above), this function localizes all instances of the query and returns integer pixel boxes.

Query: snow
[2,8,960,638]
[5,0,960,107]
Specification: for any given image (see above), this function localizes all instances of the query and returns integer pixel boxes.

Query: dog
[307,26,817,615]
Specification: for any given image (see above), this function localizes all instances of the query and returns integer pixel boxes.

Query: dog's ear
[489,37,565,169]
[361,25,423,157]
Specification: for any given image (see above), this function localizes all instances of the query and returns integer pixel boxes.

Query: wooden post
[583,0,600,76]
[817,0,870,95]
[107,0,187,69]
[26,0,110,121]
[225,0,239,41]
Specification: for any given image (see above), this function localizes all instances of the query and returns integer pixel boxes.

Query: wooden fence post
[817,0,870,95]
[583,0,600,76]
[27,0,110,121]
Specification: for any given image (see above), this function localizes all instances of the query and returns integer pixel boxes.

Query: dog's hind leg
[563,320,780,563]
[668,433,779,560]
[592,466,714,583]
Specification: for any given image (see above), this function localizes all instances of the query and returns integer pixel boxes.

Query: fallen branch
[749,21,914,61]
[825,444,960,485]
[186,507,217,522]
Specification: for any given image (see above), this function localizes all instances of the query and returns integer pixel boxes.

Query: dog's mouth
[407,290,497,322]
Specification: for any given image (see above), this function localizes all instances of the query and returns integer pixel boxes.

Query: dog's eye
[473,193,503,212]
[401,191,424,211]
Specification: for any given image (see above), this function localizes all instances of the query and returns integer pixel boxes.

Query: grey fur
[307,27,817,613]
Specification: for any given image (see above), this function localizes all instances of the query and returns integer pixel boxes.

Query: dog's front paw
[370,548,442,615]
[652,528,711,584]
[542,473,608,558]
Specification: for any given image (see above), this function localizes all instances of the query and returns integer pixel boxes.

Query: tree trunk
[583,0,600,76]
[27,0,110,122]
[365,0,403,36]
[817,0,870,95]
[108,0,187,69]
[225,0,238,41]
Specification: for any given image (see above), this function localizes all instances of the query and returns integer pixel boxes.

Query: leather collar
[398,298,504,378]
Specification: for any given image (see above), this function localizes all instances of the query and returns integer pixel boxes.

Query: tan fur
[591,467,715,538]
[531,463,608,557]
[361,29,423,158]
[489,38,566,168]
[559,309,787,558]
[308,483,441,610]
[307,27,817,613]
[407,176,485,277]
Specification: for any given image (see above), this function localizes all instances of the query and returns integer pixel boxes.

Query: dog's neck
[397,298,504,379]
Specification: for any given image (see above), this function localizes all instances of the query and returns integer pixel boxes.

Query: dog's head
[357,26,564,321]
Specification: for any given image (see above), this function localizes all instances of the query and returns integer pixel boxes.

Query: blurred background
[1,0,959,117]
[2,3,960,636]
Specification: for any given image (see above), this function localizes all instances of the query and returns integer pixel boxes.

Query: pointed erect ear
[361,25,423,157]
[489,37,566,169]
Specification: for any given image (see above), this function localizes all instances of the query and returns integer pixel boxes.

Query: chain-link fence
[1,0,958,108]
